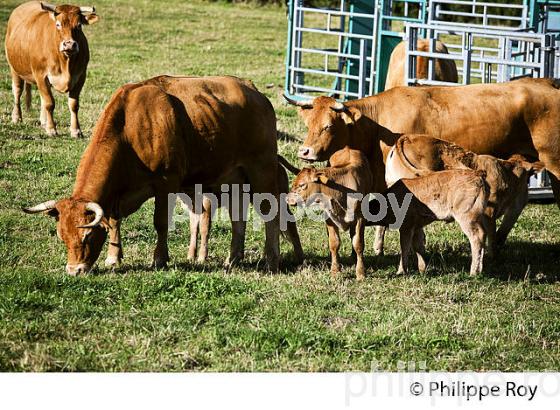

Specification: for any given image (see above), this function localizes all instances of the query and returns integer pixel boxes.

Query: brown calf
[385,134,544,256]
[367,170,490,276]
[287,148,373,280]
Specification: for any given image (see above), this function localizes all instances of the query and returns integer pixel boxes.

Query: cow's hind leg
[496,186,528,248]
[397,227,414,275]
[153,194,170,268]
[10,69,23,124]
[197,195,212,263]
[245,163,280,272]
[413,228,427,273]
[550,172,560,211]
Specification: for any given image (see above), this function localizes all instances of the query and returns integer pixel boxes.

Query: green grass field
[1,0,559,371]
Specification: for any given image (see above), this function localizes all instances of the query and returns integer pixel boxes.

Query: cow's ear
[82,13,100,25]
[340,107,362,125]
[41,3,58,19]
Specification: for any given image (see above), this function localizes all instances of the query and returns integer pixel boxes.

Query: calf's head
[24,198,108,275]
[284,95,361,162]
[287,167,329,206]
[40,2,99,57]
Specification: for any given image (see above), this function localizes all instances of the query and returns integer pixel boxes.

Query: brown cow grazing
[5,2,99,137]
[287,148,373,280]
[367,170,490,275]
[385,134,544,256]
[24,75,282,275]
[384,39,458,90]
[184,158,304,266]
[284,78,560,227]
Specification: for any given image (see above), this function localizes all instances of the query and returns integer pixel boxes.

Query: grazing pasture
[0,0,559,371]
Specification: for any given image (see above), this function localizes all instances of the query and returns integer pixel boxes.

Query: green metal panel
[345,1,376,97]
[376,35,402,91]
[374,0,427,93]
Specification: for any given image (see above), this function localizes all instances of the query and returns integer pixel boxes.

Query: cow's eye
[56,21,62,29]
[298,183,307,189]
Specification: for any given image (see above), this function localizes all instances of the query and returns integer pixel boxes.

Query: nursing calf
[368,170,490,276]
[287,148,372,280]
[385,134,544,256]
[184,157,304,268]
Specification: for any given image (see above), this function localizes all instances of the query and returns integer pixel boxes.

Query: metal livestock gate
[284,0,559,198]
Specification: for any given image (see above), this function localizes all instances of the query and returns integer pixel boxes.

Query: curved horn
[330,101,346,112]
[79,6,96,13]
[23,200,57,214]
[41,2,57,12]
[78,202,104,228]
[283,94,314,108]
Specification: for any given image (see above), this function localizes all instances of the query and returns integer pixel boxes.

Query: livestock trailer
[285,0,559,198]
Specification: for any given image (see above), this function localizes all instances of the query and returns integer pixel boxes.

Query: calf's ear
[313,172,330,184]
[340,107,362,125]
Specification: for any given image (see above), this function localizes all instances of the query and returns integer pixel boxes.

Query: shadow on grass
[277,131,302,143]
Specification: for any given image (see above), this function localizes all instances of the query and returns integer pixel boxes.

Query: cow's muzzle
[298,146,318,161]
[60,40,79,55]
[66,263,90,276]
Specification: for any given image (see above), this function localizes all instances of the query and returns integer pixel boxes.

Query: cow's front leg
[373,226,386,256]
[36,76,57,136]
[68,76,85,138]
[351,218,366,281]
[10,69,23,123]
[326,221,341,278]
[153,194,170,268]
[105,217,123,268]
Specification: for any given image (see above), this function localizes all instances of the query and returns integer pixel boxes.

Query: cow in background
[5,2,99,137]
[384,39,458,90]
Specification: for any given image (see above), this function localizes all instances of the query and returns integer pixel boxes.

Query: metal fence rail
[405,22,556,86]
[286,0,378,101]
[428,0,531,30]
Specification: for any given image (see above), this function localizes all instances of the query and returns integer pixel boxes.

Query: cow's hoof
[152,257,169,269]
[105,255,121,269]
[11,114,21,124]
[374,248,384,256]
[197,256,207,264]
[45,128,57,137]
[71,129,83,138]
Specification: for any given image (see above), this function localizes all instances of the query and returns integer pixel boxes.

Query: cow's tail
[278,155,300,175]
[24,82,32,111]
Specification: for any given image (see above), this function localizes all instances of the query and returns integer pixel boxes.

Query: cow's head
[40,3,99,57]
[24,199,108,275]
[286,167,329,206]
[284,95,362,162]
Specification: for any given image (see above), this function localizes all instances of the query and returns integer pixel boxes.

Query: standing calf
[287,148,372,280]
[368,170,490,276]
[385,134,544,256]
